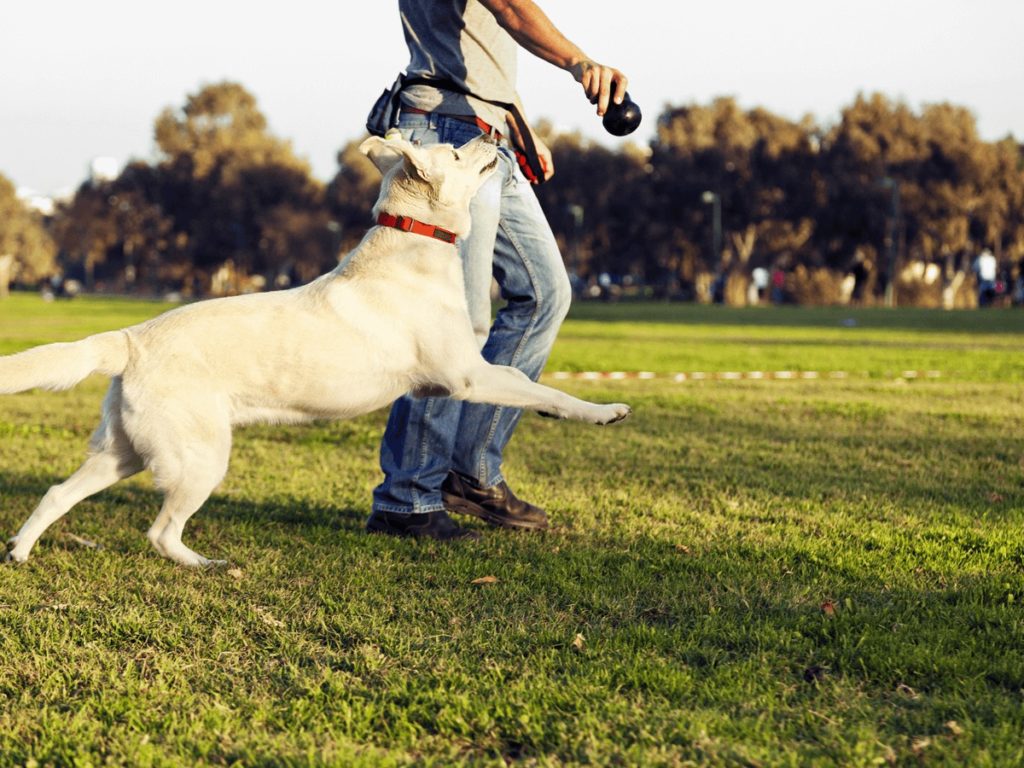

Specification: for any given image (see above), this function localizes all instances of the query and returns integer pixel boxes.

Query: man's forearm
[480,0,629,115]
[478,0,587,71]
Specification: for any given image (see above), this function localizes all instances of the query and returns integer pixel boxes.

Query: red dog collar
[376,212,457,244]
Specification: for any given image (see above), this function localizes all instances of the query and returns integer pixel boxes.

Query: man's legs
[372,115,573,536]
[438,144,571,533]
[370,115,570,534]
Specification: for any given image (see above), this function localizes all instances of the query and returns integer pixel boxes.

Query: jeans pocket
[396,115,434,145]
[499,147,522,192]
[437,119,488,148]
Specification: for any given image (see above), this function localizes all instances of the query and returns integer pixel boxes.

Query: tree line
[2,82,1022,307]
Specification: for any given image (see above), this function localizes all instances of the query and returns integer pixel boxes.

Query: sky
[3,0,1022,197]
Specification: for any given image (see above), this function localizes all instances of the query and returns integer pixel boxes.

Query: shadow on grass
[0,471,369,545]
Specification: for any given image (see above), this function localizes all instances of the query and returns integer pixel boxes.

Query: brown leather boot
[441,471,549,531]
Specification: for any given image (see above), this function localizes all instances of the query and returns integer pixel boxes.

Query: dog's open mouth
[480,156,498,175]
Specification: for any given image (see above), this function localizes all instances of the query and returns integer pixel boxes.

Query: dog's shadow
[1,471,370,556]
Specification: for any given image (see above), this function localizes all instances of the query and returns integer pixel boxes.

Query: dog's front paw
[594,403,632,425]
[4,538,27,564]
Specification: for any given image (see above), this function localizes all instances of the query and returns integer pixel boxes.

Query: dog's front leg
[452,364,631,425]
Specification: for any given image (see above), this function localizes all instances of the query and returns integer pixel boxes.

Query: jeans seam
[410,396,437,510]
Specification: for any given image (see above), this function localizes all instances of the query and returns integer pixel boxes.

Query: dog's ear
[359,136,439,183]
[360,136,405,176]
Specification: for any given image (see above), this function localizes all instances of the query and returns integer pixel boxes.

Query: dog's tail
[0,331,130,394]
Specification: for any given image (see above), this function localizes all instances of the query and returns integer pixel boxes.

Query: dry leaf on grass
[255,607,285,628]
[945,720,963,736]
[471,576,498,585]
[820,600,836,616]
[896,683,919,699]
[226,568,243,580]
[63,532,102,550]
[572,633,586,652]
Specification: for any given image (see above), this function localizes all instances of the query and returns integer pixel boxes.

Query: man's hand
[570,60,629,117]
[506,117,555,183]
[533,134,554,182]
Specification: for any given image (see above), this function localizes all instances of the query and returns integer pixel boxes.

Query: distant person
[364,0,630,541]
[751,266,769,304]
[972,248,998,307]
[710,272,726,305]
[770,266,786,305]
[1013,257,1024,307]
[849,254,870,305]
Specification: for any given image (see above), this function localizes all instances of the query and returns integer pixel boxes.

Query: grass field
[0,293,1022,766]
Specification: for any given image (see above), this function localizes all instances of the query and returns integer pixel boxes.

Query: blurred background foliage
[1,82,1022,306]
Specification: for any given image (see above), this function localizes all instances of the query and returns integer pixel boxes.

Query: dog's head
[360,133,499,238]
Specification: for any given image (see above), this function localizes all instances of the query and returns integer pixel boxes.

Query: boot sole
[442,494,549,531]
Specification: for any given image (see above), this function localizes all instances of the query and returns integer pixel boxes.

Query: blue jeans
[371,112,572,515]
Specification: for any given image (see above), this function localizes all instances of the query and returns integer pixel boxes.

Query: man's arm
[478,0,628,116]
[508,94,555,181]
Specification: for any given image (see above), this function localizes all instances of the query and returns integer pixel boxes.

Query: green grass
[1,292,1022,766]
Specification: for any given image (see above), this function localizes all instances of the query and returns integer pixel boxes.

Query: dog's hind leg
[6,449,143,563]
[6,390,143,563]
[144,418,231,568]
[146,481,228,568]
[453,364,631,425]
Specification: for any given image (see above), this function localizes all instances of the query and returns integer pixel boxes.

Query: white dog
[1,134,630,567]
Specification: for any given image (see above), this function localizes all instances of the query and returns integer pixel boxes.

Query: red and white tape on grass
[547,370,942,382]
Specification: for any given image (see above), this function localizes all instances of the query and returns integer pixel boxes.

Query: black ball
[602,92,642,136]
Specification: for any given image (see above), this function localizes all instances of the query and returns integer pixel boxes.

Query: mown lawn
[0,293,1022,766]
